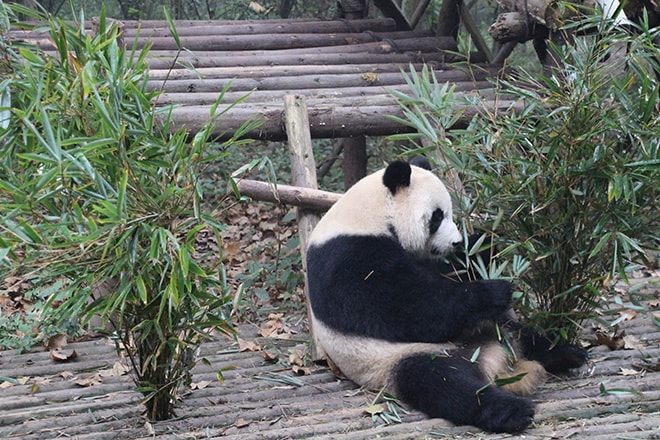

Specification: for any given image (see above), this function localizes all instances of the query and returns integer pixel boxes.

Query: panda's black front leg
[392,353,535,433]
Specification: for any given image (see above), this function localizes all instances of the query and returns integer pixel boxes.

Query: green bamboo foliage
[390,14,659,342]
[0,4,260,420]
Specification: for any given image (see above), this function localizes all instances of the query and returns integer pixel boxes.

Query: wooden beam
[457,0,494,63]
[410,0,434,29]
[235,179,340,211]
[373,0,412,30]
[166,99,522,141]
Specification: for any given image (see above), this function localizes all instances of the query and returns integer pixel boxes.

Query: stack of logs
[10,17,514,141]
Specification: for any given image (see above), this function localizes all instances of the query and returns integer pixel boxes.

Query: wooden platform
[9,17,506,141]
[1,285,659,440]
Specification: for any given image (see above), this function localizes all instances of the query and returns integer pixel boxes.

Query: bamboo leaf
[136,275,148,304]
[470,346,481,363]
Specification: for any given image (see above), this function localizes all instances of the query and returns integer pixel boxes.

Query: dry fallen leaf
[47,334,78,362]
[595,330,625,350]
[261,350,278,363]
[50,349,78,362]
[235,417,250,428]
[191,380,211,390]
[74,373,102,387]
[289,349,305,366]
[622,334,645,351]
[59,371,74,379]
[46,334,68,351]
[238,338,261,352]
[258,313,296,339]
[619,367,640,376]
[98,361,130,378]
[619,310,638,321]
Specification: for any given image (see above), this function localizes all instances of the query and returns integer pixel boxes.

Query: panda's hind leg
[391,353,535,433]
[477,342,547,396]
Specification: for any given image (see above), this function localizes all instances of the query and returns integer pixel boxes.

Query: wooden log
[131,29,433,51]
[488,12,530,42]
[166,100,522,141]
[147,62,438,80]
[154,81,496,106]
[494,0,597,28]
[122,18,351,27]
[146,50,450,69]
[121,18,398,37]
[9,18,398,40]
[140,33,445,59]
[235,179,341,211]
[148,67,492,93]
[283,95,323,361]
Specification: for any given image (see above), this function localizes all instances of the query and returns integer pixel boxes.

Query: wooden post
[283,95,324,361]
[338,0,369,190]
[437,0,460,38]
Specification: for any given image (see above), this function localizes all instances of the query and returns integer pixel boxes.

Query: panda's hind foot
[476,390,535,433]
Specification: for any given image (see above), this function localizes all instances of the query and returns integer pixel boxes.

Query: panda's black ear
[383,161,411,195]
[409,156,432,170]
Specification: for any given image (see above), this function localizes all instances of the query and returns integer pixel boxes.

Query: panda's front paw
[471,279,513,318]
[541,344,589,374]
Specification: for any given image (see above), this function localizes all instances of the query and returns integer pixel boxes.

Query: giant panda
[306,159,588,433]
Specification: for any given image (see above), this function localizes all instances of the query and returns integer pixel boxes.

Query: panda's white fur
[306,160,587,433]
[309,165,460,259]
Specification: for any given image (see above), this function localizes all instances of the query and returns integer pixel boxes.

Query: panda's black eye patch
[430,209,444,234]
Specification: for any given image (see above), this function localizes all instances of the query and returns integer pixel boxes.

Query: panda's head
[310,159,462,259]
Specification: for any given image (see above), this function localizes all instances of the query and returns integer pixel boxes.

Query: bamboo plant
[0,4,259,420]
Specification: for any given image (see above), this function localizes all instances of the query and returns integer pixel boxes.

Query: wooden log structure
[10,15,507,142]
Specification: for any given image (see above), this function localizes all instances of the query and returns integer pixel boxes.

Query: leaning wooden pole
[283,95,324,360]
[235,179,340,211]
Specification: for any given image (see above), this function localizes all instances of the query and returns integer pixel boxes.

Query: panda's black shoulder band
[383,161,411,195]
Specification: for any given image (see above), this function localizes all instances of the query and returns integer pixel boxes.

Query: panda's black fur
[306,160,588,433]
